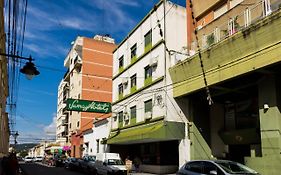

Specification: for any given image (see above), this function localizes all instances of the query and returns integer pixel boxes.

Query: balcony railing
[196,0,280,50]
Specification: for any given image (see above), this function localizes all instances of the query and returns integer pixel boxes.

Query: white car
[24,156,34,163]
[34,156,43,162]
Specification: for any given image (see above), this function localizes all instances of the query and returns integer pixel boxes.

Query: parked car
[177,160,260,175]
[24,156,34,163]
[94,153,127,175]
[53,154,66,167]
[34,156,44,162]
[64,157,80,170]
[79,155,96,173]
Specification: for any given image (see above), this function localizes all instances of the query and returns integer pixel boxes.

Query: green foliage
[19,150,28,157]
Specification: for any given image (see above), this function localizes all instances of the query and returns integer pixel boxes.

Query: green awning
[106,120,185,144]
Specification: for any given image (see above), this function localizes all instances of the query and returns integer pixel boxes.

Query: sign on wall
[66,99,111,113]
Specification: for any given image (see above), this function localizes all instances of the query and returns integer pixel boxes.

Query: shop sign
[66,99,111,113]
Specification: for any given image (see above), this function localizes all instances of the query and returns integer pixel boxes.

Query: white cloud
[43,114,57,136]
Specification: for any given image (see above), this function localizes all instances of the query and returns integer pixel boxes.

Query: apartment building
[169,0,281,174]
[57,35,116,158]
[56,80,69,145]
[107,1,187,174]
[0,0,9,157]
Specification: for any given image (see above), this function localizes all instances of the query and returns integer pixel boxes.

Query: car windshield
[88,156,96,161]
[107,159,124,165]
[216,161,258,174]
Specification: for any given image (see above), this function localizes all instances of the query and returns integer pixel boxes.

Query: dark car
[79,155,97,174]
[64,157,80,170]
[177,160,260,175]
[53,155,66,167]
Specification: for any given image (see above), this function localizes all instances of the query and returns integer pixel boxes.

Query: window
[130,106,136,124]
[131,44,137,62]
[77,121,80,127]
[144,65,152,85]
[118,111,123,128]
[203,162,223,175]
[185,162,202,173]
[78,94,80,99]
[118,83,124,99]
[69,123,72,129]
[144,99,152,113]
[96,139,99,153]
[130,74,137,93]
[119,56,124,72]
[144,30,152,52]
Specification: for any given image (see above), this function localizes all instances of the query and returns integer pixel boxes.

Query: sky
[11,0,186,144]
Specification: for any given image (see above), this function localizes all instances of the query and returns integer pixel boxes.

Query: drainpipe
[186,0,193,54]
[163,0,168,123]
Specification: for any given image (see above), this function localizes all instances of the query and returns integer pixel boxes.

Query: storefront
[105,119,185,174]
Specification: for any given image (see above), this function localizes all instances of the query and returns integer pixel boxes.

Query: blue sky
[13,0,186,143]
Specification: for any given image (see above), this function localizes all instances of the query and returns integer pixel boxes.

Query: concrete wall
[83,118,111,156]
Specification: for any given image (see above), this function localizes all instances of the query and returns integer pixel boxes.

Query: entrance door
[228,145,250,163]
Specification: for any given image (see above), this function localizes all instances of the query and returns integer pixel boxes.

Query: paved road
[20,162,85,175]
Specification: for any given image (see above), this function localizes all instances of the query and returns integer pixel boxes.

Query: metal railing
[199,0,279,49]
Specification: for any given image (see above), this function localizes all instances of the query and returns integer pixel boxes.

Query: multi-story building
[0,0,9,157]
[57,35,116,158]
[56,80,69,145]
[169,0,281,174]
[107,1,187,174]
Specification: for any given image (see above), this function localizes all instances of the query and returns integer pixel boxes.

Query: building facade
[169,0,281,174]
[57,35,116,158]
[108,1,187,174]
[83,117,111,156]
[0,0,9,158]
[56,80,69,145]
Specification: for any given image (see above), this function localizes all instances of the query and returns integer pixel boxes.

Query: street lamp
[14,131,19,145]
[0,53,40,80]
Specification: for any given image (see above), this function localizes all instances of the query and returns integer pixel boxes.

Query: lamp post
[10,131,19,152]
[14,131,19,146]
[0,53,40,80]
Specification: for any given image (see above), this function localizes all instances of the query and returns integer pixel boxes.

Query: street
[20,162,85,175]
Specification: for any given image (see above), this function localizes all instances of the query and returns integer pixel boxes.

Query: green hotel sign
[66,99,111,113]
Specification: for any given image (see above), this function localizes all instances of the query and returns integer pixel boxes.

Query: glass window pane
[144,99,152,113]
[130,106,136,118]
[130,74,137,88]
[118,84,123,94]
[131,44,137,59]
[119,56,124,68]
[145,30,152,47]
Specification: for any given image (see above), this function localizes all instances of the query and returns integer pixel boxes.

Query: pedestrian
[8,153,19,175]
[1,156,10,175]
[125,156,132,175]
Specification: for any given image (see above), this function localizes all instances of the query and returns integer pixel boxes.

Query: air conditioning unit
[149,57,158,67]
[124,113,130,121]
[122,78,128,86]
[145,111,152,120]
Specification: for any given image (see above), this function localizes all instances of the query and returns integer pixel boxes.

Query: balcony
[73,55,82,69]
[169,5,281,97]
